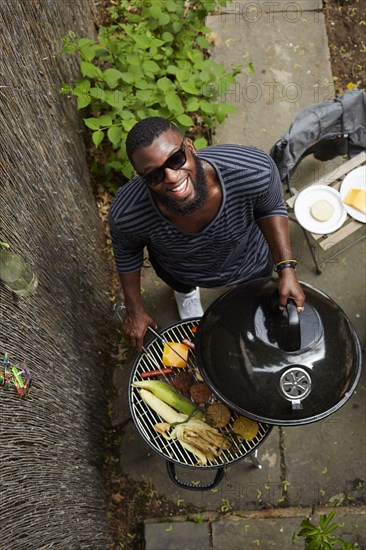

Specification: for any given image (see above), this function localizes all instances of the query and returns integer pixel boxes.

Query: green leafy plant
[293,511,358,549]
[60,0,242,186]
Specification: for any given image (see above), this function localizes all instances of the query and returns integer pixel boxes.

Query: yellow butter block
[343,187,366,214]
[162,342,189,368]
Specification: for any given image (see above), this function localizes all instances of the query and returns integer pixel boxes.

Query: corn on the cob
[138,388,231,465]
[133,380,203,419]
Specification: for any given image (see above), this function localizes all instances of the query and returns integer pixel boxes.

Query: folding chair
[270,89,366,274]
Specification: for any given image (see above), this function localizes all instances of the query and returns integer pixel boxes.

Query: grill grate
[129,319,272,469]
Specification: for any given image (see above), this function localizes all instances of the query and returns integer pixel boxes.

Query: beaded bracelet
[273,259,298,273]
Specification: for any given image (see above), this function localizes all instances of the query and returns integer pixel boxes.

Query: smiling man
[109,117,305,350]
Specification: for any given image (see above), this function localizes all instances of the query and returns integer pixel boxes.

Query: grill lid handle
[271,292,301,352]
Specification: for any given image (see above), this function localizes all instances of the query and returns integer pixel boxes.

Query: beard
[152,154,209,216]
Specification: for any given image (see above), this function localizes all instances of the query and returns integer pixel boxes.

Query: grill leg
[245,449,262,469]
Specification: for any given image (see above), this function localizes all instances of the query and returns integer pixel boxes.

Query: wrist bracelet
[274,260,297,273]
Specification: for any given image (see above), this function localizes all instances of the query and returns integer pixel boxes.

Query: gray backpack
[270,89,366,192]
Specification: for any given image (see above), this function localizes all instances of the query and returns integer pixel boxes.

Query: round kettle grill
[129,278,362,490]
[129,319,272,491]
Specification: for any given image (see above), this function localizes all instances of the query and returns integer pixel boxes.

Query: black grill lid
[195,278,363,425]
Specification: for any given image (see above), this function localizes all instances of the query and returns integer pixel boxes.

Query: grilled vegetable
[139,389,187,425]
[133,380,203,419]
[232,416,259,441]
[162,342,189,367]
[138,389,230,465]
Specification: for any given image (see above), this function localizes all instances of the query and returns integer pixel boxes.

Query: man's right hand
[122,310,158,352]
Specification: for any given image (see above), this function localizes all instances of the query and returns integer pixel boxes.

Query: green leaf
[92,130,104,147]
[148,4,161,18]
[126,54,141,66]
[80,45,98,62]
[180,81,199,95]
[61,44,77,55]
[107,126,122,146]
[133,33,150,49]
[246,60,255,74]
[196,36,209,48]
[78,37,94,48]
[194,137,208,149]
[98,115,113,127]
[176,69,190,81]
[157,77,173,92]
[90,87,106,101]
[121,72,134,83]
[103,68,124,87]
[159,13,170,25]
[80,61,103,80]
[122,119,136,132]
[176,114,194,127]
[105,90,124,108]
[186,97,199,111]
[166,1,177,12]
[136,90,153,102]
[172,21,182,32]
[162,31,174,42]
[84,117,101,130]
[77,95,91,109]
[142,60,160,73]
[200,101,214,113]
[165,92,184,114]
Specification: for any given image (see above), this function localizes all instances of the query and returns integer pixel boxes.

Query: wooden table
[286,151,366,273]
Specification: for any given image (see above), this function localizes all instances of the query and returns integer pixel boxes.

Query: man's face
[131,129,208,216]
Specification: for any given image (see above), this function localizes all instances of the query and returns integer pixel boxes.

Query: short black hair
[126,117,182,162]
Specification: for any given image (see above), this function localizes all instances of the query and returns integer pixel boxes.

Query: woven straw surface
[0,1,112,548]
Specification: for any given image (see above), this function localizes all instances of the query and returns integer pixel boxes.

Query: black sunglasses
[140,138,187,186]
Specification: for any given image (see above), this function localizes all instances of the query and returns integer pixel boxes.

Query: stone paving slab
[207,1,333,153]
[145,520,210,550]
[144,507,366,550]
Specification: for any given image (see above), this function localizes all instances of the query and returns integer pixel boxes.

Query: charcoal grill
[129,319,272,490]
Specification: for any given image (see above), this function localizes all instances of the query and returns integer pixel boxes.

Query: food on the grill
[162,342,189,368]
[343,187,366,214]
[172,371,194,393]
[140,368,173,379]
[181,338,195,349]
[133,380,203,419]
[206,403,231,428]
[232,416,259,441]
[189,383,212,404]
[138,388,231,465]
[310,199,334,221]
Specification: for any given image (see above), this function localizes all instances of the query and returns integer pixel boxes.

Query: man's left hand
[277,268,305,313]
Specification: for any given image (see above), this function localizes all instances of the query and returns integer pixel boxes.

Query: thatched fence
[0,1,113,547]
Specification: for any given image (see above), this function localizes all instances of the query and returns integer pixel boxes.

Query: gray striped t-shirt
[109,144,287,288]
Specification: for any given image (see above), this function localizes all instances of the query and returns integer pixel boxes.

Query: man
[109,117,305,350]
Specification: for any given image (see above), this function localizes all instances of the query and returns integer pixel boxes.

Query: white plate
[294,185,347,234]
[339,165,366,223]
